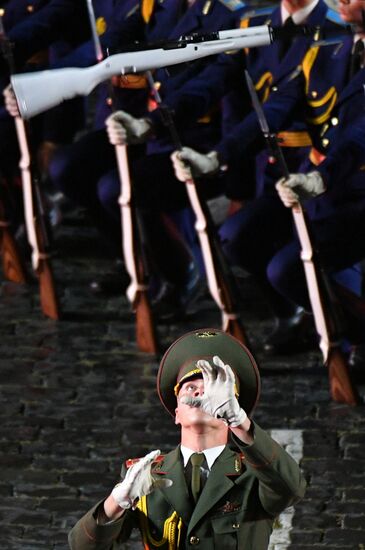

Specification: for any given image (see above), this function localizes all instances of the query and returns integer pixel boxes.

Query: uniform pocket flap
[212,513,242,534]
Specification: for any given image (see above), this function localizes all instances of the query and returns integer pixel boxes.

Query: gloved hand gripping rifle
[146,71,249,345]
[244,70,358,405]
[0,16,60,319]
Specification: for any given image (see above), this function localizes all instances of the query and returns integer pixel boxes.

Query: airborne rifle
[244,70,358,405]
[85,0,159,354]
[146,71,249,345]
[0,17,60,319]
[10,23,352,120]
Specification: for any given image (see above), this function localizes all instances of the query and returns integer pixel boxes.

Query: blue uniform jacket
[214,2,350,167]
[310,68,365,209]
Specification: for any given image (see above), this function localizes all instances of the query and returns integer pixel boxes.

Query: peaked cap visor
[157,329,261,417]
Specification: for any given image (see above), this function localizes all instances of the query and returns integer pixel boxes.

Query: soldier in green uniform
[68,329,306,549]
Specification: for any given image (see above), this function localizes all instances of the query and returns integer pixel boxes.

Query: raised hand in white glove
[111,449,172,510]
[170,147,219,181]
[3,84,20,118]
[180,356,247,427]
[105,110,152,145]
[275,171,325,208]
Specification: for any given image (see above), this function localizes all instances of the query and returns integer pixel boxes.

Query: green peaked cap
[157,328,261,417]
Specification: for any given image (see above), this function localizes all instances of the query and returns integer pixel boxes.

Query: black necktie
[279,16,295,61]
[349,39,364,79]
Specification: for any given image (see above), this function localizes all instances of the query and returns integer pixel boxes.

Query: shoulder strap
[125,454,165,469]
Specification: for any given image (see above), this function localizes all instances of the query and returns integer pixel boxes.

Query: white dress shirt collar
[180,445,226,470]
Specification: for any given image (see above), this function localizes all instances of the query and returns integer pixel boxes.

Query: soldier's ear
[175,407,180,425]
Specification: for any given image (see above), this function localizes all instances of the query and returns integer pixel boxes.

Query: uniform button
[232,523,240,529]
[271,86,278,92]
[331,117,338,126]
[189,536,200,545]
[0,9,5,17]
[27,4,34,12]
[311,90,318,98]
[322,138,329,148]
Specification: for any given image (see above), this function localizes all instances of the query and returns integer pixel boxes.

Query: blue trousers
[219,193,364,317]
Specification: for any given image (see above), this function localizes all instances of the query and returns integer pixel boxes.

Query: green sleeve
[68,498,135,549]
[232,421,307,515]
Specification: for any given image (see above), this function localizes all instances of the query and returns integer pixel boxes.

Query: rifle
[0,181,27,283]
[245,70,358,405]
[85,0,159,354]
[10,23,350,120]
[0,17,60,319]
[146,71,249,346]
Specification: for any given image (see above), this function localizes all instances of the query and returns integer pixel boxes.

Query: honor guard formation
[0,0,365,548]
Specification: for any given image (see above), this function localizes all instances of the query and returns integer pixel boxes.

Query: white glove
[111,449,172,510]
[276,171,325,207]
[170,147,219,181]
[105,110,152,145]
[3,84,20,118]
[181,356,247,427]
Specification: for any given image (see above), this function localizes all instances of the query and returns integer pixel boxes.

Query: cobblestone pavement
[1,210,365,550]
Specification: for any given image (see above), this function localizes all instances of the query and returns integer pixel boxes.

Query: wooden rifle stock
[0,19,59,318]
[116,144,159,354]
[0,189,27,283]
[186,179,249,346]
[291,205,358,405]
[146,72,249,345]
[15,117,60,320]
[83,0,159,353]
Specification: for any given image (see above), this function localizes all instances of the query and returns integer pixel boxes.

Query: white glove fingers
[177,146,195,162]
[170,150,192,182]
[107,110,132,125]
[197,359,216,384]
[212,355,228,384]
[276,182,299,208]
[212,355,225,369]
[127,449,160,483]
[225,363,237,387]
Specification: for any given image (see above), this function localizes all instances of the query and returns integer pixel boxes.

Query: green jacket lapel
[152,446,193,526]
[187,446,241,535]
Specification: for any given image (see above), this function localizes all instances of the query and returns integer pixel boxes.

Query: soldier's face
[175,379,228,432]
[339,0,365,26]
